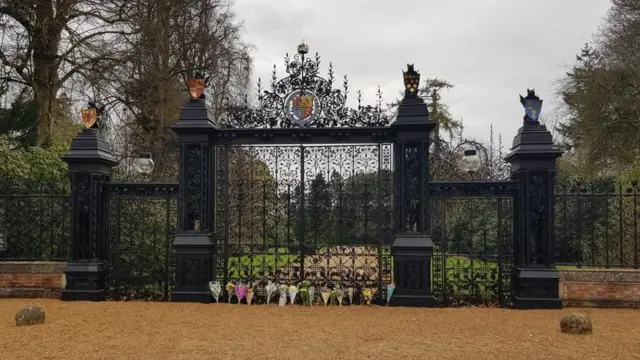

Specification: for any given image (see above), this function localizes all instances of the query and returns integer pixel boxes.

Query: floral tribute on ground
[209,282,222,303]
[207,281,392,307]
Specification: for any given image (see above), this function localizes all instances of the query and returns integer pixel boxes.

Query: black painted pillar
[61,127,118,301]
[505,90,563,309]
[388,65,438,307]
[170,97,217,302]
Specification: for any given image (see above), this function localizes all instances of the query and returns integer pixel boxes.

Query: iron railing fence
[555,179,640,268]
[0,182,71,261]
[4,177,640,303]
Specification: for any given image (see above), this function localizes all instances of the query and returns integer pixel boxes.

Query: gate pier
[169,98,217,303]
[505,90,564,309]
[388,65,438,307]
[61,113,118,301]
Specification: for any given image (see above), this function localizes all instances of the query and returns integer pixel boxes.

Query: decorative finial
[403,64,420,96]
[81,100,105,129]
[297,39,309,55]
[519,88,543,122]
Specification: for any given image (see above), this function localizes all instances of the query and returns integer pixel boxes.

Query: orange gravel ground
[1,299,639,360]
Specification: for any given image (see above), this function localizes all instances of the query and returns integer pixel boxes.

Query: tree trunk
[32,1,63,147]
[34,87,57,147]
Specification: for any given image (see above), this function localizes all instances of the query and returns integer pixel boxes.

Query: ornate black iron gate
[208,44,399,301]
[214,143,395,301]
[57,41,564,309]
[103,183,178,301]
[429,181,516,307]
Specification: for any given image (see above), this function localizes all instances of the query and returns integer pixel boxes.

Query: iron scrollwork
[430,131,511,181]
[429,181,517,198]
[103,183,179,198]
[72,173,92,259]
[181,144,214,231]
[527,171,551,265]
[215,143,393,303]
[223,44,390,129]
[403,144,423,232]
[512,170,554,267]
[404,261,423,289]
[104,181,178,301]
[72,172,110,260]
[182,258,201,286]
[429,181,515,307]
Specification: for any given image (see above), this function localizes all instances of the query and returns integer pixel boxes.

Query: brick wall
[560,269,640,308]
[0,262,66,299]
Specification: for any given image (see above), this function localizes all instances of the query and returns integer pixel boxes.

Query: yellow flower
[363,288,375,299]
[225,283,235,291]
[248,288,254,293]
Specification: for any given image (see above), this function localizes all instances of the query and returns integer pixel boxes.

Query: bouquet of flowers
[299,280,313,306]
[308,286,315,306]
[362,288,376,306]
[225,282,235,303]
[265,281,278,305]
[386,284,396,306]
[336,287,345,307]
[246,287,255,305]
[300,288,309,306]
[278,284,288,306]
[288,285,299,305]
[346,287,354,305]
[321,287,331,306]
[209,281,222,303]
[235,283,247,304]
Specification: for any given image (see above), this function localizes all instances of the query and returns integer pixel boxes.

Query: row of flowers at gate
[209,280,397,306]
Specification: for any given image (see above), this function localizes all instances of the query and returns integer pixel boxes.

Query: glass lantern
[459,149,481,174]
[134,152,155,174]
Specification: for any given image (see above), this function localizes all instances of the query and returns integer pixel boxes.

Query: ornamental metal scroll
[430,133,511,181]
[429,181,518,198]
[223,43,391,129]
[102,183,179,198]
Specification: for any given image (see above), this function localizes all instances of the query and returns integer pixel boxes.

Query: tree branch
[58,29,132,61]
[0,49,33,85]
[59,55,124,84]
[0,5,33,32]
[66,10,122,25]
[2,76,30,86]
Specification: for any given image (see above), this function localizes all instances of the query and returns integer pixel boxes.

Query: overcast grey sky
[234,0,611,144]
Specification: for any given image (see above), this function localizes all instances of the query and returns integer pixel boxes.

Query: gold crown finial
[297,39,309,55]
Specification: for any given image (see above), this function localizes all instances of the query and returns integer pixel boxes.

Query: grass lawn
[1,299,639,359]
[223,246,388,280]
[223,247,500,282]
[223,250,508,302]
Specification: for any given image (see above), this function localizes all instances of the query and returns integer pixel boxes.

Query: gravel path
[1,299,638,360]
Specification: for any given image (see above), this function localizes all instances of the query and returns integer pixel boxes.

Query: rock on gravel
[15,305,45,326]
[560,312,592,334]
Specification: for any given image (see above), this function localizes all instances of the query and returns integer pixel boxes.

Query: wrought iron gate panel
[215,143,392,302]
[429,181,516,307]
[104,183,178,301]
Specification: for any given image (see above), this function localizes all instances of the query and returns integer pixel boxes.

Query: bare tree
[102,0,251,180]
[0,0,132,146]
